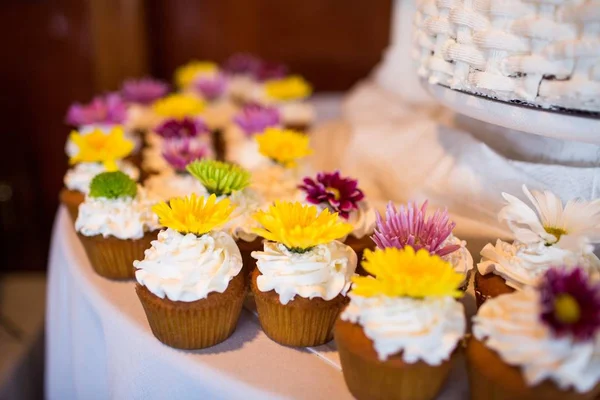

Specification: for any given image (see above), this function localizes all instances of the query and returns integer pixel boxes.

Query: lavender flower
[233,104,281,135]
[121,78,169,105]
[193,73,227,101]
[65,93,127,126]
[372,201,459,257]
[162,138,213,172]
[222,53,261,75]
[155,117,209,139]
[255,61,288,81]
[540,267,600,341]
[299,171,364,219]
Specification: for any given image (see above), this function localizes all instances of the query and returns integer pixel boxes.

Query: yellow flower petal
[264,75,312,101]
[152,94,205,119]
[175,60,218,89]
[69,126,134,167]
[255,128,312,168]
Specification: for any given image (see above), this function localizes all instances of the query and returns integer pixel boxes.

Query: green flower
[186,160,251,196]
[89,171,137,199]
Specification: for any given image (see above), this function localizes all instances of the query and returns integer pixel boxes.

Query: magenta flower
[372,201,459,257]
[299,171,365,219]
[233,104,281,135]
[162,138,213,172]
[193,74,227,101]
[222,53,261,75]
[121,78,169,105]
[65,93,127,126]
[155,117,209,139]
[255,61,288,81]
[540,267,600,342]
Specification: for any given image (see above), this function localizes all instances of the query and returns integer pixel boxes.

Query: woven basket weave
[414,0,600,112]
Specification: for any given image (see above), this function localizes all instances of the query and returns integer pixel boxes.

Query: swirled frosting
[279,102,315,128]
[220,189,265,242]
[64,161,140,194]
[473,289,600,393]
[201,100,237,131]
[252,241,357,305]
[341,294,465,364]
[344,201,377,239]
[478,239,600,290]
[75,187,160,239]
[251,164,302,203]
[144,172,208,201]
[125,104,160,132]
[134,228,243,302]
[443,234,474,279]
[227,75,257,104]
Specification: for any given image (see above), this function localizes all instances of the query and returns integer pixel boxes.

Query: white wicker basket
[414,0,600,113]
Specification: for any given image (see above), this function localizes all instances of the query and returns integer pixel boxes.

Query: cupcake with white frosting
[60,126,138,222]
[475,185,600,307]
[299,171,377,268]
[372,200,473,286]
[75,171,160,279]
[120,77,169,134]
[250,127,313,203]
[251,201,357,346]
[255,75,314,131]
[134,193,246,349]
[469,267,600,399]
[336,246,466,400]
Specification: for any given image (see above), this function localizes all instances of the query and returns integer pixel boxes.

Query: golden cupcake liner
[467,338,600,399]
[251,269,348,347]
[335,318,456,400]
[473,270,515,308]
[77,231,157,279]
[59,188,85,223]
[136,272,247,349]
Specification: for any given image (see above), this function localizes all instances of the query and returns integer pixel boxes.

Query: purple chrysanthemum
[299,171,365,219]
[155,117,209,139]
[193,73,227,101]
[121,78,169,105]
[233,104,281,135]
[162,138,213,172]
[255,61,288,82]
[372,201,459,257]
[222,53,261,75]
[65,93,127,126]
[540,267,600,342]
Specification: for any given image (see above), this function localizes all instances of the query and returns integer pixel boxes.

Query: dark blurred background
[0,0,391,272]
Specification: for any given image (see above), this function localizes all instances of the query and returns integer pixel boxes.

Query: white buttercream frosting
[478,239,600,290]
[227,75,257,104]
[144,172,208,201]
[219,189,265,242]
[251,164,302,203]
[64,161,139,194]
[252,241,358,305]
[75,187,160,239]
[201,100,237,131]
[443,234,474,278]
[279,102,315,127]
[473,288,600,393]
[341,293,465,364]
[134,228,243,302]
[125,104,160,132]
[344,201,377,239]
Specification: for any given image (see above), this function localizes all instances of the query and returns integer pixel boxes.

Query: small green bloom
[187,160,251,196]
[89,171,137,199]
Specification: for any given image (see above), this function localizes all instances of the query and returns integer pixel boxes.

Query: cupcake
[258,75,314,132]
[174,60,219,91]
[336,246,466,400]
[251,201,357,346]
[144,138,213,201]
[250,127,313,203]
[224,104,281,169]
[469,267,600,399]
[299,171,377,269]
[75,171,160,279]
[120,77,169,135]
[134,193,245,349]
[372,200,473,287]
[186,160,264,277]
[222,53,262,106]
[60,127,138,222]
[142,116,211,175]
[475,185,600,307]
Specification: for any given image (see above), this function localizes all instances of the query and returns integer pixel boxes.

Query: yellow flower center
[544,226,567,242]
[554,294,580,324]
[326,187,341,201]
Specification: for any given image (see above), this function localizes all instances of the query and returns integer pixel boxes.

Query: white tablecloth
[45,207,471,400]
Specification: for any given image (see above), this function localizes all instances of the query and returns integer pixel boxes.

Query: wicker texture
[414,0,600,112]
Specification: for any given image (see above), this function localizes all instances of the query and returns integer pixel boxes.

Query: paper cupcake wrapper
[467,338,600,400]
[77,231,157,280]
[136,273,246,349]
[335,318,456,400]
[59,188,85,223]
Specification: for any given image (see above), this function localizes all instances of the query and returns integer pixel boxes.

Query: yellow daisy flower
[175,60,218,89]
[264,75,312,101]
[152,94,205,119]
[352,247,464,299]
[152,193,234,236]
[68,126,134,171]
[252,201,352,251]
[255,128,312,168]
